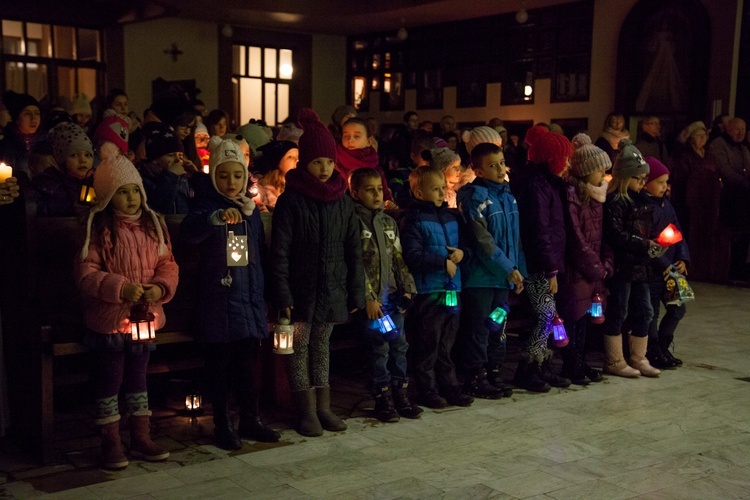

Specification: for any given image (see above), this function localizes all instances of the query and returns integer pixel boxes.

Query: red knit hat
[525,125,573,175]
[645,156,669,184]
[297,108,337,169]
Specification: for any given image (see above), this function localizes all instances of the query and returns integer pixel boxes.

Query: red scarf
[285,167,347,203]
[335,144,378,178]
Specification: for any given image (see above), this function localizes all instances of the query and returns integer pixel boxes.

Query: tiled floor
[1,281,749,499]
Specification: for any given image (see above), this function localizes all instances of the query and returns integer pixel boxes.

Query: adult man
[635,116,669,164]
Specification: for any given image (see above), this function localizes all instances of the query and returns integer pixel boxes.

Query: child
[93,110,130,161]
[68,93,93,136]
[180,137,279,450]
[388,131,435,208]
[557,134,614,384]
[515,125,573,392]
[457,142,525,398]
[253,140,299,211]
[33,122,94,216]
[400,166,474,408]
[337,117,393,205]
[602,140,660,377]
[76,155,178,470]
[270,108,365,437]
[425,146,462,208]
[349,167,421,422]
[643,157,690,368]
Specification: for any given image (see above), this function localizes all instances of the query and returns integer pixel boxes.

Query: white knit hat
[466,126,502,154]
[208,136,255,216]
[570,133,611,177]
[80,155,166,259]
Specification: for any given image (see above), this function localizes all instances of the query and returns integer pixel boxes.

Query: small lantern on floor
[655,223,683,247]
[185,392,202,412]
[443,281,460,314]
[485,307,508,332]
[273,317,294,354]
[129,301,156,343]
[552,315,569,347]
[589,293,605,324]
[79,176,96,205]
[376,314,400,341]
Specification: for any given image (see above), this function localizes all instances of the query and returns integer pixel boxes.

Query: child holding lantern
[180,137,279,450]
[643,157,690,369]
[76,155,178,470]
[270,108,364,437]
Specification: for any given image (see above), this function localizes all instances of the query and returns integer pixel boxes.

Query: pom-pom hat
[297,108,337,169]
[569,133,611,178]
[48,122,94,166]
[612,139,649,180]
[428,147,460,171]
[93,110,129,155]
[207,136,255,216]
[466,126,502,154]
[525,125,573,175]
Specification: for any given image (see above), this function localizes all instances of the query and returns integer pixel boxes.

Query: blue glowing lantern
[377,314,400,341]
[589,293,605,324]
[552,315,569,347]
[485,307,508,332]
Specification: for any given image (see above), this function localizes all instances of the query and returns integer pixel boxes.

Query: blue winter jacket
[457,178,526,289]
[647,194,691,275]
[400,199,468,294]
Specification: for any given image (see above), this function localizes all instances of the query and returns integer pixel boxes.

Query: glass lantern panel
[264,47,277,78]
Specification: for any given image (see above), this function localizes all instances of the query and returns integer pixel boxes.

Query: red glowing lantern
[655,224,683,247]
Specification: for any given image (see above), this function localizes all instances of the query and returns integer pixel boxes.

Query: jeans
[459,287,510,372]
[604,278,654,337]
[357,307,408,388]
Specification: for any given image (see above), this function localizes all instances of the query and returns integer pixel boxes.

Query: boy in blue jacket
[457,143,526,399]
[400,166,474,409]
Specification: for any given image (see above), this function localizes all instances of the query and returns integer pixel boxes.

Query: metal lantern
[589,293,605,324]
[655,223,683,247]
[273,317,294,354]
[551,315,569,347]
[226,227,248,267]
[376,314,400,341]
[485,306,508,332]
[185,392,202,412]
[79,176,96,205]
[443,281,460,314]
[129,301,156,343]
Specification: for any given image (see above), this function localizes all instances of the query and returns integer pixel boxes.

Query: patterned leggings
[286,322,335,392]
[524,273,557,357]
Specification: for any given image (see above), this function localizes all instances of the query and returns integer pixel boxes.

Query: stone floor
[1,281,749,499]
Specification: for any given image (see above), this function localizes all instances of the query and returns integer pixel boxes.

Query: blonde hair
[409,166,444,195]
[607,176,632,202]
[568,175,591,205]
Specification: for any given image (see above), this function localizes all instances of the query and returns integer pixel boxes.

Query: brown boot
[629,335,661,377]
[603,334,640,378]
[129,413,170,461]
[99,417,129,470]
[292,389,323,437]
[316,386,347,432]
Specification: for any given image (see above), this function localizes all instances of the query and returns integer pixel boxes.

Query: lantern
[376,314,400,341]
[551,315,569,347]
[485,307,508,332]
[185,392,202,412]
[226,223,248,267]
[589,293,605,324]
[273,317,294,354]
[443,281,460,314]
[0,163,12,183]
[79,176,96,205]
[655,223,683,247]
[129,301,156,343]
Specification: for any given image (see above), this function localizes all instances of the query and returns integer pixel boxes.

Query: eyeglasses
[632,176,648,185]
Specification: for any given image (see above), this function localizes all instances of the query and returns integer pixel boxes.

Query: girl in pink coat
[76,155,179,470]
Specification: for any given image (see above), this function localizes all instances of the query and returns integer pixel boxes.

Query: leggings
[524,273,557,357]
[91,350,150,421]
[287,322,334,392]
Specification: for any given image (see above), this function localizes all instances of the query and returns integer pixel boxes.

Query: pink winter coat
[76,217,179,334]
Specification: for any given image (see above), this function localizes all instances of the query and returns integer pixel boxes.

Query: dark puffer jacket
[647,194,690,278]
[603,189,653,283]
[179,191,268,343]
[32,166,86,217]
[270,168,365,323]
[557,184,614,321]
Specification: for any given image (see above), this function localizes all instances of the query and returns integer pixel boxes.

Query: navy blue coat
[179,192,268,343]
[647,194,690,275]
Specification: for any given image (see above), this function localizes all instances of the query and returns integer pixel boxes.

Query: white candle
[0,163,12,183]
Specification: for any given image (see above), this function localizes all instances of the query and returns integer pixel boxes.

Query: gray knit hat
[570,133,611,178]
[48,122,94,166]
[612,139,649,180]
[428,147,460,171]
[465,126,502,154]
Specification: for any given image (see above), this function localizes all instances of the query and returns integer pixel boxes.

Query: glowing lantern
[485,307,508,332]
[589,293,604,324]
[443,281,460,314]
[129,301,156,343]
[655,223,683,247]
[79,176,96,205]
[185,392,202,412]
[552,315,569,347]
[376,314,400,341]
[226,224,248,267]
[273,317,294,354]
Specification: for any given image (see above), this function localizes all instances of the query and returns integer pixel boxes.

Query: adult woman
[595,112,630,165]
[671,121,709,239]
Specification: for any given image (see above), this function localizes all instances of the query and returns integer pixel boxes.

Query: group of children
[68,105,689,470]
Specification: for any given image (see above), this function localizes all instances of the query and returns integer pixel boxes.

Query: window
[232,44,292,126]
[1,20,103,104]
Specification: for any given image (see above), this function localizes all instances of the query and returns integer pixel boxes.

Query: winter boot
[292,389,323,437]
[463,368,504,399]
[629,335,661,377]
[514,353,551,393]
[561,346,589,385]
[129,413,170,461]
[541,350,571,388]
[660,338,683,367]
[603,334,641,378]
[419,390,448,409]
[443,386,474,407]
[212,401,242,450]
[646,338,672,369]
[391,381,423,419]
[485,365,513,397]
[99,417,129,470]
[315,387,347,432]
[580,353,603,383]
[373,386,400,423]
[238,395,280,443]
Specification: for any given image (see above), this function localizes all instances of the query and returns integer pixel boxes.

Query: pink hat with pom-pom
[569,133,611,178]
[297,108,337,169]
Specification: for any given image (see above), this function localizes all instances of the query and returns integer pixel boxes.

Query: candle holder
[185,392,203,414]
[129,301,156,343]
[552,315,569,347]
[273,317,294,354]
[485,307,508,332]
[589,293,605,324]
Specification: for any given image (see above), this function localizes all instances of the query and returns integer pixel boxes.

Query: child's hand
[508,270,524,286]
[514,282,525,294]
[182,158,199,177]
[122,283,144,302]
[446,259,457,278]
[446,246,464,263]
[366,300,384,320]
[673,260,687,275]
[141,284,163,303]
[398,293,412,313]
[168,160,187,176]
[548,275,558,294]
[220,208,243,224]
[282,307,293,320]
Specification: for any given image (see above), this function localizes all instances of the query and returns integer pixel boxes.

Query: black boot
[391,381,423,419]
[238,394,280,443]
[541,350,571,388]
[443,386,474,407]
[561,346,589,385]
[647,339,673,369]
[213,402,242,451]
[464,368,504,399]
[373,386,400,423]
[514,353,551,393]
[485,365,513,397]
[659,338,683,367]
[580,354,603,382]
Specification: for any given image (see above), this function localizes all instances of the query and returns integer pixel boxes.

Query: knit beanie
[256,140,298,175]
[677,121,707,144]
[194,121,209,136]
[569,133,611,178]
[276,123,303,143]
[433,137,449,149]
[144,122,184,161]
[297,108,337,169]
[80,155,166,259]
[428,147,460,172]
[645,156,669,184]
[208,136,255,216]
[68,93,92,116]
[2,90,39,122]
[93,110,129,155]
[238,120,273,157]
[466,126,502,154]
[525,125,573,175]
[331,105,357,127]
[48,122,94,166]
[612,139,649,180]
